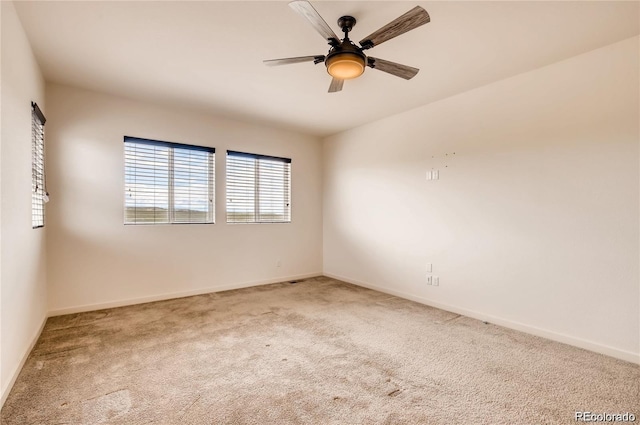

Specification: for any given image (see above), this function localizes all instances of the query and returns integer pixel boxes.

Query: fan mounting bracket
[337,16,357,34]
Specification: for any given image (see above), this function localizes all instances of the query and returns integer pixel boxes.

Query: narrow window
[124,137,215,224]
[226,151,291,223]
[31,102,46,228]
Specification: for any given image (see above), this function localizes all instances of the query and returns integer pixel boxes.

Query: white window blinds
[226,151,291,223]
[124,137,215,224]
[32,102,46,229]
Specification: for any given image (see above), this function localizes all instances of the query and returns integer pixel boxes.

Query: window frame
[31,101,46,229]
[226,150,292,224]
[124,136,215,225]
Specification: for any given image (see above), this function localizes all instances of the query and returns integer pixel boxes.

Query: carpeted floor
[1,276,638,424]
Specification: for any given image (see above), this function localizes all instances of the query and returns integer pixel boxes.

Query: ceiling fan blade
[289,0,340,44]
[359,6,430,49]
[264,55,325,66]
[367,57,419,80]
[328,77,344,93]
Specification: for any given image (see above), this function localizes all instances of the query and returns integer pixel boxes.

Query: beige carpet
[2,276,638,424]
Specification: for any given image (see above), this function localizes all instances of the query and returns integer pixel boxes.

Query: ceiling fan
[264,0,430,93]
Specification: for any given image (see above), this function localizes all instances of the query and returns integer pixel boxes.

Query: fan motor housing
[325,41,367,80]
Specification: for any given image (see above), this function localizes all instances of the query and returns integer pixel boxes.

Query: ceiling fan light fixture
[266,1,430,92]
[326,52,366,80]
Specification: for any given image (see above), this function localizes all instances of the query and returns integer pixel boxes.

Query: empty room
[1,0,638,423]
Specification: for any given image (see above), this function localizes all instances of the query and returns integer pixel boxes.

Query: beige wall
[323,36,640,363]
[45,83,323,314]
[0,1,48,404]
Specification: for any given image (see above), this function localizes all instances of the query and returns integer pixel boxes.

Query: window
[226,151,291,223]
[31,102,46,228]
[124,137,215,224]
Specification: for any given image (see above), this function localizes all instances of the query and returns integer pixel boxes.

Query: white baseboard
[324,272,640,365]
[1,315,47,408]
[48,272,322,317]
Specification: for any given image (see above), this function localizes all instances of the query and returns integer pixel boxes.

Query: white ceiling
[14,1,640,137]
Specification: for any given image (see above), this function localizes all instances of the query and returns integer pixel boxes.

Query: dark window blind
[124,137,215,224]
[226,151,291,223]
[32,102,46,229]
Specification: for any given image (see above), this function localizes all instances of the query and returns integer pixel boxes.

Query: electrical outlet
[433,170,440,180]
[433,276,439,286]
[426,171,432,180]
[426,276,432,285]
[426,263,432,273]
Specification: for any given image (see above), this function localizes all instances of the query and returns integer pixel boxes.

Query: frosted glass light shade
[326,53,365,80]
